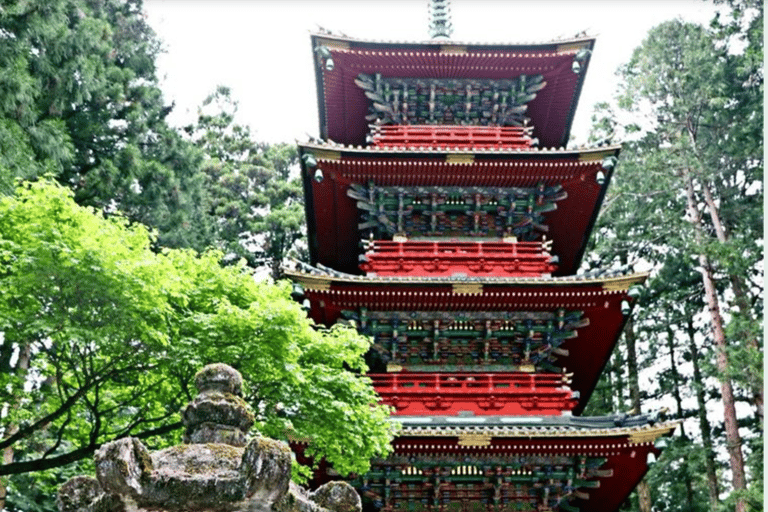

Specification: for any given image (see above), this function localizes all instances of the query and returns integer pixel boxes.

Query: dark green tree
[184,87,305,278]
[0,0,214,250]
[585,13,762,512]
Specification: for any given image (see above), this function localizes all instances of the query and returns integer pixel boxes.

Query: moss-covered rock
[242,436,292,504]
[182,391,255,436]
[153,443,243,477]
[182,364,255,446]
[194,363,244,396]
[56,476,103,512]
[94,437,153,498]
[310,482,361,512]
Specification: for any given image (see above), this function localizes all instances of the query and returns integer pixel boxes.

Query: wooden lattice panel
[356,74,546,127]
[355,453,607,512]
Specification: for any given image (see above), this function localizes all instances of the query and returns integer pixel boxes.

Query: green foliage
[0,180,393,508]
[585,11,762,512]
[0,0,214,251]
[644,436,713,512]
[183,87,305,278]
[4,460,89,512]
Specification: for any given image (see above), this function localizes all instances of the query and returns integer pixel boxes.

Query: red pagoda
[288,3,677,511]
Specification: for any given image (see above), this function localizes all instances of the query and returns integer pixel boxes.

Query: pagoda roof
[310,32,595,148]
[287,264,647,414]
[393,413,678,441]
[299,142,620,276]
[287,262,644,287]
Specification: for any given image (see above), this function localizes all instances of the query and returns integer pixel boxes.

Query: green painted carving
[341,309,585,371]
[356,74,547,126]
[348,183,566,240]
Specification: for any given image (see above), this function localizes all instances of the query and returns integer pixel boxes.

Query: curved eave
[311,33,595,148]
[394,418,679,444]
[284,268,647,290]
[310,31,597,52]
[299,141,621,157]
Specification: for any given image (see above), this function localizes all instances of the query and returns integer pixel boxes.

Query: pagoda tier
[286,266,646,415]
[310,33,595,148]
[296,415,677,512]
[299,143,619,276]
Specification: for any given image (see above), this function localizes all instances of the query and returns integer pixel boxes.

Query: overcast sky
[144,0,717,146]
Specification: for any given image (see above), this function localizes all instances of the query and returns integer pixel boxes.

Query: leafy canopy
[0,179,393,487]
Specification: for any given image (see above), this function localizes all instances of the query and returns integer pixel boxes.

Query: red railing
[370,125,535,149]
[370,373,577,416]
[361,240,557,277]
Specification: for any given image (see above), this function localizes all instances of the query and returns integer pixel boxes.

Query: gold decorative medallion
[440,45,468,55]
[313,149,341,161]
[452,283,483,295]
[446,154,475,164]
[458,434,492,447]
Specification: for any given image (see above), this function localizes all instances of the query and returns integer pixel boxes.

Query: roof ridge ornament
[428,0,453,40]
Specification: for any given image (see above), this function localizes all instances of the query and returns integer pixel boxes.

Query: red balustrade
[370,125,535,149]
[371,372,578,416]
[361,240,557,277]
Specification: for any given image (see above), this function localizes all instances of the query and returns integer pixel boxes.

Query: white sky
[144,0,718,146]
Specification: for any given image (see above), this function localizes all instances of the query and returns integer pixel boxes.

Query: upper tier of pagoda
[310,32,595,148]
[299,143,618,276]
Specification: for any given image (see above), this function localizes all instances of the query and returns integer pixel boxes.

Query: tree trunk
[683,167,747,511]
[637,481,652,512]
[0,345,31,511]
[624,319,653,512]
[665,326,686,436]
[689,130,763,420]
[687,317,720,512]
[0,441,13,511]
[613,349,626,413]
[701,181,763,420]
[665,325,695,509]
[625,318,641,414]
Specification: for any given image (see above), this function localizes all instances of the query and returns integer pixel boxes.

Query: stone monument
[57,363,361,512]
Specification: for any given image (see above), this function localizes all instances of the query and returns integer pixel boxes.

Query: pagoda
[287,2,677,511]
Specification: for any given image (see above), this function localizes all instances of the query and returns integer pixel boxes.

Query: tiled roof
[299,140,621,156]
[394,413,679,443]
[286,261,647,288]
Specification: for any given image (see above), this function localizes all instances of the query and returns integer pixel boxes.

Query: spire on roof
[428,0,453,40]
